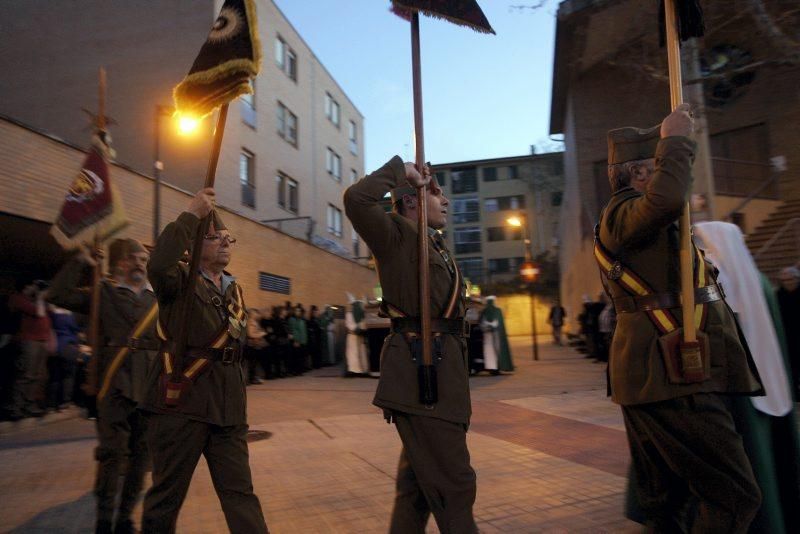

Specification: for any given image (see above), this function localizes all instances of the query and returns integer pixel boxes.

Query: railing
[753,217,800,262]
[715,157,782,222]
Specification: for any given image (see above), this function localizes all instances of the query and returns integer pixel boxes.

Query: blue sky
[273,0,560,172]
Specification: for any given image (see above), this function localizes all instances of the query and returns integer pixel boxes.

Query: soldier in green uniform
[140,188,268,533]
[344,158,476,533]
[48,238,158,534]
[596,104,764,532]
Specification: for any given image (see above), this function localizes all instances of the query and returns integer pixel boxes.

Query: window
[275,37,285,68]
[325,93,340,127]
[507,165,519,180]
[454,226,481,254]
[484,195,526,212]
[457,258,484,284]
[275,36,297,81]
[240,88,256,128]
[240,150,255,208]
[276,102,298,146]
[259,272,291,295]
[286,49,297,81]
[488,257,525,274]
[487,227,522,242]
[349,120,358,154]
[551,191,563,207]
[451,166,478,194]
[327,204,343,237]
[276,173,298,213]
[352,229,360,257]
[452,196,479,223]
[434,171,446,187]
[482,167,497,182]
[350,168,358,185]
[326,148,341,181]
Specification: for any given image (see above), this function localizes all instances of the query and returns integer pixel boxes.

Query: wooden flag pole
[664,0,696,344]
[411,12,436,406]
[165,103,229,403]
[85,67,107,397]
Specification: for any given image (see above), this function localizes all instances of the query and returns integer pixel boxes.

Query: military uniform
[140,211,267,534]
[48,239,159,534]
[597,127,763,532]
[344,156,476,534]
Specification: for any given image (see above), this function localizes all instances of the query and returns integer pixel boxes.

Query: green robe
[480,302,514,372]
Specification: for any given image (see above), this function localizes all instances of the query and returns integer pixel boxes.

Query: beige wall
[495,294,552,338]
[0,118,377,311]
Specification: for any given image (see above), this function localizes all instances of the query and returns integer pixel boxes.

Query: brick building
[432,152,564,288]
[0,0,365,257]
[550,0,800,331]
[0,116,377,311]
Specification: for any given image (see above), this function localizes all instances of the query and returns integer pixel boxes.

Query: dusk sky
[273,0,560,172]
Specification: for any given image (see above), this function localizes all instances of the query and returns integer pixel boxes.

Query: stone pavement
[0,339,640,533]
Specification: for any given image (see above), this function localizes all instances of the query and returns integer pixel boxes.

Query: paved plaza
[0,339,640,533]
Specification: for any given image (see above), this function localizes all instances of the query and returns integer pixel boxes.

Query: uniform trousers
[389,412,477,534]
[141,413,268,534]
[622,393,761,534]
[95,393,149,525]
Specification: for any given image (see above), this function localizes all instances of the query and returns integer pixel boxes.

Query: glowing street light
[177,114,201,136]
[506,216,522,227]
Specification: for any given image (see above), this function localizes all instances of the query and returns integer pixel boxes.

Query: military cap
[210,210,227,231]
[607,124,660,165]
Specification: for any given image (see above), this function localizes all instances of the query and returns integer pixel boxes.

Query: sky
[272,0,560,172]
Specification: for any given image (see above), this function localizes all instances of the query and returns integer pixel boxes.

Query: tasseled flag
[173,0,262,119]
[659,0,705,46]
[391,0,495,34]
[50,130,128,249]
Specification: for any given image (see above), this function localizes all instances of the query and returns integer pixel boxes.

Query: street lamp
[153,105,201,243]
[507,214,540,361]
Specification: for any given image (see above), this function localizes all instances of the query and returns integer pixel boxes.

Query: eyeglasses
[204,234,237,245]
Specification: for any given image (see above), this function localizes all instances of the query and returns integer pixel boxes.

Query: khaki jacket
[48,257,158,404]
[344,156,471,424]
[598,137,762,405]
[142,212,249,426]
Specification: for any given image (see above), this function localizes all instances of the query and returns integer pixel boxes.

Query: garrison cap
[607,124,660,165]
[210,210,227,231]
[108,238,147,268]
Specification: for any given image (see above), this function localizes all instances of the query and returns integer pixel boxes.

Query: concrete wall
[0,118,377,310]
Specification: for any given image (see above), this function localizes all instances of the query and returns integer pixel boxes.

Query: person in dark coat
[597,105,763,532]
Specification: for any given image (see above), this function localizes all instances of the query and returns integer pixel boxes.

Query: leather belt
[185,346,241,364]
[106,338,160,351]
[614,285,723,313]
[390,317,470,338]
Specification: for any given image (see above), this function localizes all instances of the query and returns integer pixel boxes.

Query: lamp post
[153,105,201,243]
[508,215,540,361]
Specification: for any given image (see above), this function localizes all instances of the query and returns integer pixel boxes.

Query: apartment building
[0,0,365,257]
[432,153,564,287]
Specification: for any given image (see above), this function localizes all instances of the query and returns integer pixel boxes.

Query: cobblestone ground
[0,339,640,533]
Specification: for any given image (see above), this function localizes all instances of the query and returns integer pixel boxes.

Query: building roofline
[269,0,364,120]
[0,113,371,267]
[431,151,563,170]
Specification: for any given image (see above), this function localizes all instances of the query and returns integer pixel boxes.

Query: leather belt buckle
[222,347,235,364]
[127,337,140,350]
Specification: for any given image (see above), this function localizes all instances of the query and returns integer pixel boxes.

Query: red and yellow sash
[593,237,708,335]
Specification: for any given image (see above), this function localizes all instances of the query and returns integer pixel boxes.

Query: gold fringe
[173,0,263,116]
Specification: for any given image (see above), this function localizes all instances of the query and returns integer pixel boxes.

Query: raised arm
[47,254,92,314]
[603,136,695,249]
[343,156,408,259]
[148,188,214,301]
